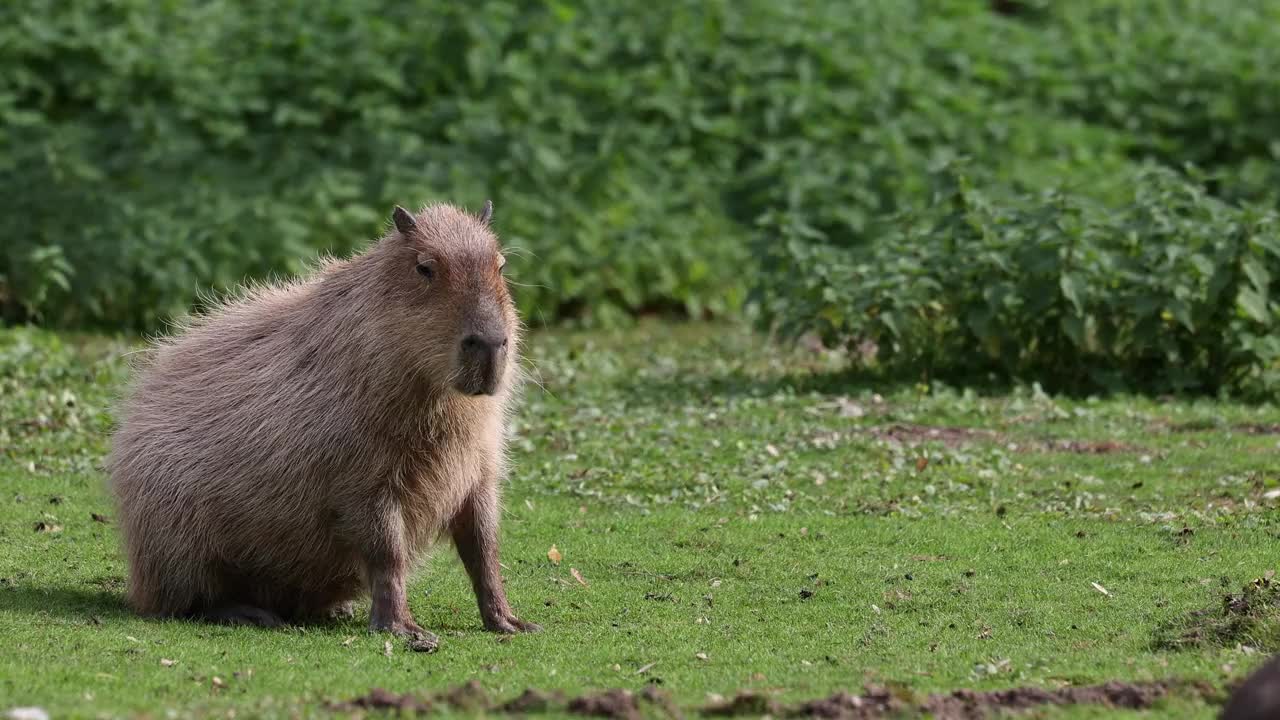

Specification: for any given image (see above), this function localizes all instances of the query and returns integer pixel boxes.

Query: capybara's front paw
[483,612,541,634]
[371,616,440,651]
[370,613,425,637]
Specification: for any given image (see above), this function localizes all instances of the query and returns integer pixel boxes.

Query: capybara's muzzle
[456,333,507,395]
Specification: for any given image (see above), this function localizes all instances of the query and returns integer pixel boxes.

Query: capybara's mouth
[454,373,500,397]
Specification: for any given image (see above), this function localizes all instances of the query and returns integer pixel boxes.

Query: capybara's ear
[478,199,494,226]
[392,206,418,237]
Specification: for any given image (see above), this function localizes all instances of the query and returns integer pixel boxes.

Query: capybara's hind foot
[201,604,285,628]
[328,600,357,621]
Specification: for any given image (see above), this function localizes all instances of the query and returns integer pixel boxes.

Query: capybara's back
[108,202,539,641]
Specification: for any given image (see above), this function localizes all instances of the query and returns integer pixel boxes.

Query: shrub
[0,0,754,330]
[760,164,1280,396]
[0,0,1182,332]
[5,0,1280,388]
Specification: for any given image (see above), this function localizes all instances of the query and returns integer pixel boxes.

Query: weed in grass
[1155,576,1280,653]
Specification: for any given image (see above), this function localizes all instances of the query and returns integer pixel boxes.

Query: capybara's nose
[461,333,507,358]
[459,333,508,395]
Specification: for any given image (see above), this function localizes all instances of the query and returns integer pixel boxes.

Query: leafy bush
[928,0,1280,199]
[0,0,756,330]
[0,0,1183,331]
[761,164,1280,396]
[745,0,1280,396]
[5,0,1280,402]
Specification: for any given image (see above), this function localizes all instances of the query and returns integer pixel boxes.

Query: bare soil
[332,678,1212,718]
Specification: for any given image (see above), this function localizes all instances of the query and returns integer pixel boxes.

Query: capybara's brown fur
[107,201,537,641]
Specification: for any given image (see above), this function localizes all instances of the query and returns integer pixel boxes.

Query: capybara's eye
[416,262,435,282]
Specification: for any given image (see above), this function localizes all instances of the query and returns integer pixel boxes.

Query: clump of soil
[1160,420,1280,435]
[332,678,1205,718]
[568,689,640,719]
[440,680,489,712]
[638,686,680,717]
[699,682,1180,719]
[1039,439,1140,454]
[922,681,1172,719]
[867,424,998,447]
[702,691,781,717]
[1154,575,1280,652]
[329,687,432,713]
[792,686,905,718]
[1238,423,1280,435]
[501,689,566,713]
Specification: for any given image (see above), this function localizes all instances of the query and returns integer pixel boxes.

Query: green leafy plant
[759,164,1280,396]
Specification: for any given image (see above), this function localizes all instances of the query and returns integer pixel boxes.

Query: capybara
[107,201,537,645]
[1223,653,1280,720]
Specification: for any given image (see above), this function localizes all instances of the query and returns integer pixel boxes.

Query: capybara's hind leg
[200,604,285,628]
[328,599,358,620]
[294,598,359,625]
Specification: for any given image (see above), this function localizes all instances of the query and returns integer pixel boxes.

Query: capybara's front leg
[361,500,435,645]
[451,481,540,634]
[367,563,426,637]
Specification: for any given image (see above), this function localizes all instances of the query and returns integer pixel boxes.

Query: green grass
[3,321,1280,718]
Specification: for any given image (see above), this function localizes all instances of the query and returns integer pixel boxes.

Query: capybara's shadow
[0,584,131,623]
[0,584,492,636]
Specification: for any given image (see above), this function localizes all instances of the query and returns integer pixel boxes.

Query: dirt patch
[637,686,680,717]
[439,680,488,712]
[702,691,781,717]
[1159,420,1280,435]
[501,689,566,713]
[704,682,1183,719]
[922,681,1175,719]
[865,424,999,447]
[1154,575,1280,651]
[1238,423,1280,435]
[792,687,904,718]
[568,689,640,719]
[333,679,1207,718]
[860,425,1143,455]
[1038,439,1142,454]
[329,687,432,713]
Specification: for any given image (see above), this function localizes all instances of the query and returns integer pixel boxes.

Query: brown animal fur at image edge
[107,200,538,644]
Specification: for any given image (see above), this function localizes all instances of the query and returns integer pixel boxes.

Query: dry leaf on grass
[548,545,562,565]
[159,658,176,667]
[32,522,61,533]
[383,640,393,657]
[570,567,589,587]
[1091,582,1112,597]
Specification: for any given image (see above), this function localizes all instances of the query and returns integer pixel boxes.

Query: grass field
[2,321,1279,718]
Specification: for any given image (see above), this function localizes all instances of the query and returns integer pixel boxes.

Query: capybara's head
[385,201,518,397]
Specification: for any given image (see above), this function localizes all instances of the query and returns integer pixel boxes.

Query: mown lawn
[2,321,1279,719]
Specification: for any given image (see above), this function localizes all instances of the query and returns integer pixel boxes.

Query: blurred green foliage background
[2,0,1279,393]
